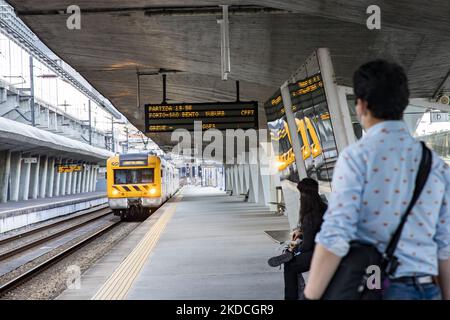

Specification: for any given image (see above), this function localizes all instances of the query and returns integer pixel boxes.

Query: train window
[141,169,154,183]
[114,168,154,184]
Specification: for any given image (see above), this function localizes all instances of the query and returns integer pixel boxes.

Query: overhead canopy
[0,117,113,162]
[7,0,450,151]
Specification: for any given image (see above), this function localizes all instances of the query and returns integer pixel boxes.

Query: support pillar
[233,165,240,196]
[72,171,78,194]
[0,150,11,203]
[66,171,73,195]
[39,155,48,198]
[91,166,98,192]
[29,155,40,200]
[85,165,91,192]
[76,168,82,193]
[81,165,87,193]
[60,170,67,196]
[238,165,245,195]
[243,164,250,194]
[53,159,61,197]
[19,153,31,201]
[10,152,22,202]
[46,157,55,197]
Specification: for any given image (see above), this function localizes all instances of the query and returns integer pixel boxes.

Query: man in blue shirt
[304,60,450,300]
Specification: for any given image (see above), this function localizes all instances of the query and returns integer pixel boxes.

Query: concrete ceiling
[7,0,450,151]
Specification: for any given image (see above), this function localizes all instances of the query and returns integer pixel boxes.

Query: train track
[0,207,121,296]
[0,203,110,247]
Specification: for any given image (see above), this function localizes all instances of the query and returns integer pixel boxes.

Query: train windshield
[114,168,154,184]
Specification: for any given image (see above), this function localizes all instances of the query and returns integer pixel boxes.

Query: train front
[107,154,162,219]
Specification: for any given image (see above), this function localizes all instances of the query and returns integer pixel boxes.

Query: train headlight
[112,189,119,196]
[275,160,285,168]
[149,188,157,195]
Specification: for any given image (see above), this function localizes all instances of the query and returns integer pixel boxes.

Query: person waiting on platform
[268,178,327,300]
[303,60,450,300]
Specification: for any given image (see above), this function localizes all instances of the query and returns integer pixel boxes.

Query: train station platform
[58,186,289,300]
[0,192,107,234]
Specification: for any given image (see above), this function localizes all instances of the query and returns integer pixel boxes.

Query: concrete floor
[58,186,289,300]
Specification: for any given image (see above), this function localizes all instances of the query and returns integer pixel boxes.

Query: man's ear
[356,98,369,115]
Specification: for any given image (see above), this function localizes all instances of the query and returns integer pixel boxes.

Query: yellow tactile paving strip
[92,196,181,300]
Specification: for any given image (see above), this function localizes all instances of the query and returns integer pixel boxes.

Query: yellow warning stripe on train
[92,197,181,300]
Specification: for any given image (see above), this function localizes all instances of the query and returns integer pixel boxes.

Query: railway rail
[0,206,121,296]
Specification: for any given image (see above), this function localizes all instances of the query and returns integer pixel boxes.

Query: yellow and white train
[106,153,179,219]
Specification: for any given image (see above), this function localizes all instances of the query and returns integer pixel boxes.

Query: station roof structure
[0,117,113,162]
[6,1,450,151]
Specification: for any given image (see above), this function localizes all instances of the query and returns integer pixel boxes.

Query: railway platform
[57,186,289,300]
[0,192,107,234]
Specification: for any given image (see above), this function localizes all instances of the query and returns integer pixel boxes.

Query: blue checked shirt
[316,121,450,277]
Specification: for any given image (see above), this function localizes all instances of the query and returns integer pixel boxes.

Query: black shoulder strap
[383,141,432,262]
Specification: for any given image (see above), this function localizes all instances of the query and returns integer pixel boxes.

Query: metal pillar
[39,155,48,198]
[29,56,36,126]
[0,150,11,203]
[111,117,115,153]
[88,100,92,145]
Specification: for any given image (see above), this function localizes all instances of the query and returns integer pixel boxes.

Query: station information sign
[263,73,324,122]
[57,165,82,173]
[144,101,258,132]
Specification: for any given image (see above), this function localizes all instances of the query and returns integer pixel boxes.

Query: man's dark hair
[353,60,409,120]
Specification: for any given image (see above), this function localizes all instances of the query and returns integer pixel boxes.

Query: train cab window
[141,169,154,183]
[114,168,154,184]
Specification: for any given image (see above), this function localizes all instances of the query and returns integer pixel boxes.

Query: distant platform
[58,186,289,300]
[0,192,107,233]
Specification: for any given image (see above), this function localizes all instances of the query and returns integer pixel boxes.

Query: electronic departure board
[263,73,324,122]
[144,101,258,132]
